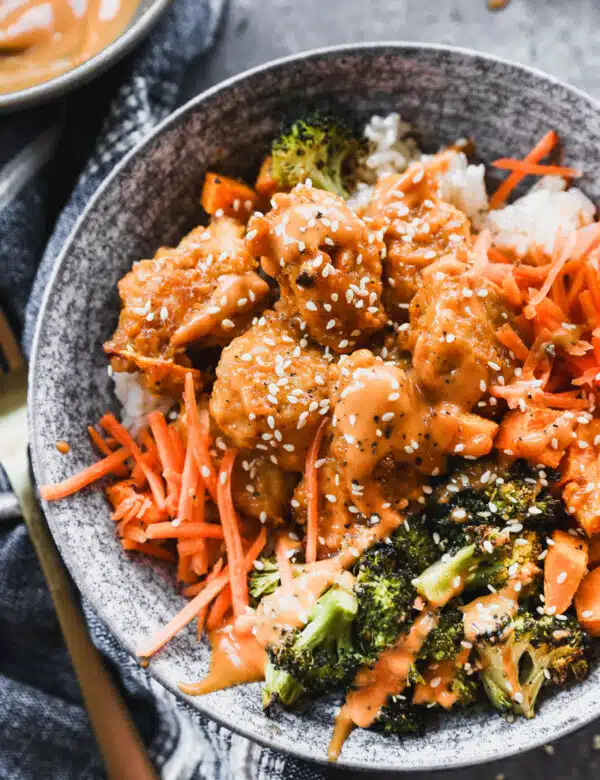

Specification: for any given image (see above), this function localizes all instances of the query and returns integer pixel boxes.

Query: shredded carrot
[488,246,513,264]
[40,447,131,501]
[539,392,591,410]
[178,538,210,557]
[495,324,529,362]
[177,554,196,584]
[136,527,266,658]
[148,411,181,513]
[470,230,491,274]
[528,232,576,309]
[178,436,199,524]
[197,559,224,638]
[100,413,166,510]
[121,539,176,563]
[216,448,248,617]
[206,587,232,630]
[491,159,581,178]
[567,262,589,311]
[183,373,218,503]
[305,417,329,564]
[146,522,225,540]
[87,425,115,457]
[489,130,558,209]
[122,525,147,543]
[276,533,295,591]
[191,552,209,577]
[169,425,186,472]
[501,274,523,307]
[585,264,600,312]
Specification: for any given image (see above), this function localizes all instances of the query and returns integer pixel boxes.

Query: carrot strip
[87,425,115,457]
[305,417,329,564]
[501,274,523,307]
[148,411,181,513]
[581,290,599,326]
[276,534,295,591]
[539,392,590,410]
[184,373,218,503]
[217,448,248,617]
[191,552,209,576]
[585,264,600,311]
[190,485,207,572]
[178,538,211,556]
[100,413,166,510]
[197,559,224,639]
[177,554,196,584]
[121,539,176,563]
[40,447,131,501]
[169,425,186,472]
[491,159,581,178]
[495,324,529,362]
[136,527,266,658]
[567,262,589,311]
[470,230,491,275]
[122,525,147,543]
[488,246,513,264]
[528,232,576,308]
[146,522,225,540]
[489,130,558,209]
[178,436,199,524]
[206,587,232,630]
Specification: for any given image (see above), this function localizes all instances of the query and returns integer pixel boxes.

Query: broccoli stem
[295,585,358,656]
[413,544,479,607]
[262,660,305,710]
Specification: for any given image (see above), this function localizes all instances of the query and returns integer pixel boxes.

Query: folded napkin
[0,4,327,778]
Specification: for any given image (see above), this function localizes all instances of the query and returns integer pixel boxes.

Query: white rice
[350,113,488,222]
[363,112,420,176]
[111,370,170,433]
[436,151,488,224]
[485,175,596,257]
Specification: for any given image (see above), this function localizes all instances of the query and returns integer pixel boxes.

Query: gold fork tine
[0,309,24,372]
[0,309,157,780]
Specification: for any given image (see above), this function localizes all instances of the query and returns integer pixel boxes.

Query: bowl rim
[29,41,600,771]
[0,0,170,113]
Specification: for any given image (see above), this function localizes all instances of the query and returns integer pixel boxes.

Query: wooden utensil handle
[9,456,157,780]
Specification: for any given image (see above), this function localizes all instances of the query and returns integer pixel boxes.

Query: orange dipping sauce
[0,0,141,95]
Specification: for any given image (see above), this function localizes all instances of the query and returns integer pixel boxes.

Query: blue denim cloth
[0,3,327,777]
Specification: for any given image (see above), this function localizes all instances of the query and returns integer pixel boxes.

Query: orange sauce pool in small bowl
[0,0,141,95]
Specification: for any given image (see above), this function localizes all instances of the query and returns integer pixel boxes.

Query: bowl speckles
[29,44,600,771]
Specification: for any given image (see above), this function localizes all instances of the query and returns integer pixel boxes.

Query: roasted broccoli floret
[249,557,281,602]
[353,543,416,655]
[375,696,426,736]
[433,459,563,529]
[416,603,479,708]
[412,524,507,607]
[265,582,360,705]
[419,603,466,663]
[392,516,439,574]
[466,529,542,591]
[478,610,589,718]
[271,115,364,197]
[262,660,304,712]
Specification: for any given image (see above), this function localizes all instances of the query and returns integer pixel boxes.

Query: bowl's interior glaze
[29,46,600,770]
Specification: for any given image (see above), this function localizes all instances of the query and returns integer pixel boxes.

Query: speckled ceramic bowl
[0,0,169,112]
[29,44,600,771]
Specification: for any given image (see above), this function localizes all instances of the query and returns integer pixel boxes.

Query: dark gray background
[180,1,600,777]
